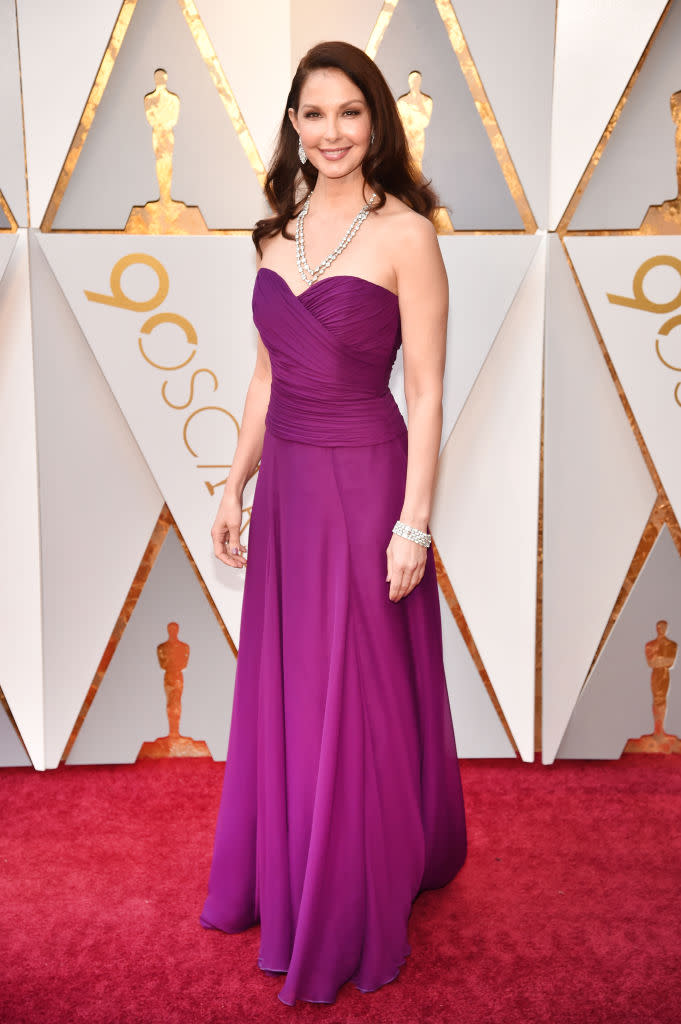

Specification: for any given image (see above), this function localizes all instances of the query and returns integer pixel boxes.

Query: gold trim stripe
[366,0,400,60]
[180,0,266,188]
[434,0,537,234]
[41,0,136,232]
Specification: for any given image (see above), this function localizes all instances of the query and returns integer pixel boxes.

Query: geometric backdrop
[2,0,681,769]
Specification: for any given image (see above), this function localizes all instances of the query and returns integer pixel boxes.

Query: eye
[303,111,320,118]
[343,109,361,116]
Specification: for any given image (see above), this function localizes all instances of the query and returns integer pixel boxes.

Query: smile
[318,146,352,160]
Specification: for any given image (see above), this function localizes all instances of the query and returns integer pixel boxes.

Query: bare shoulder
[374,194,437,242]
[374,196,445,300]
[373,195,440,272]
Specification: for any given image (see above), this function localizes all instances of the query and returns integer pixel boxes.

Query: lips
[318,146,351,161]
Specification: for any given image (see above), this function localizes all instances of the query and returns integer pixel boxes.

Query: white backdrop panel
[439,587,514,758]
[389,235,541,453]
[542,234,656,764]
[550,0,667,228]
[453,0,556,228]
[431,234,546,762]
[29,233,165,769]
[290,0,380,63]
[197,0,292,166]
[16,0,123,227]
[39,234,259,648]
[0,234,18,283]
[0,231,44,768]
[570,0,681,231]
[0,0,27,224]
[567,236,681,527]
[0,704,31,768]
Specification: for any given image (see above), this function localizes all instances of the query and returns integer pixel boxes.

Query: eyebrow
[299,98,366,111]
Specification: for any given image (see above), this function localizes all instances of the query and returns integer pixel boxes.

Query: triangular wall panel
[558,527,681,758]
[0,0,28,225]
[29,233,165,769]
[0,232,44,768]
[550,0,668,228]
[452,0,556,227]
[390,235,540,453]
[542,235,656,763]
[16,0,123,227]
[431,235,546,762]
[67,528,236,765]
[439,587,514,758]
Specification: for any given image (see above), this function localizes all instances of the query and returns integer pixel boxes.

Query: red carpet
[1,754,679,1024]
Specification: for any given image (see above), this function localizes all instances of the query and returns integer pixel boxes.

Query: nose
[323,115,342,142]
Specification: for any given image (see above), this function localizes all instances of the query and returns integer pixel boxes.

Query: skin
[211,67,448,603]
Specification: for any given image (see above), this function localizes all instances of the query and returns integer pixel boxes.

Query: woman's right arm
[211,332,271,568]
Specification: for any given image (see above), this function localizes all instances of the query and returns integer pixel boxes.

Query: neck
[309,169,370,214]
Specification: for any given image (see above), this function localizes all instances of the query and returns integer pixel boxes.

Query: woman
[200,40,467,1006]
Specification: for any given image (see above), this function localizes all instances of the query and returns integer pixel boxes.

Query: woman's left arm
[385,214,448,603]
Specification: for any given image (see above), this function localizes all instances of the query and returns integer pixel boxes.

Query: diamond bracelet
[392,520,432,548]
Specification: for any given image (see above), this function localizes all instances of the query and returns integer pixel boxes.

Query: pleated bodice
[253,267,407,447]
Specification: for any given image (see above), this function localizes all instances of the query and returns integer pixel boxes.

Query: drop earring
[298,135,307,164]
[370,129,375,145]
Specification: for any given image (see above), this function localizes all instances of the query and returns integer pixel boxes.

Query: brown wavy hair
[252,41,439,254]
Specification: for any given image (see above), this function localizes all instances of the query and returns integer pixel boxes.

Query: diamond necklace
[295,191,377,286]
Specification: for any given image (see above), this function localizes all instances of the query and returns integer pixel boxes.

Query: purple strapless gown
[200,267,467,1005]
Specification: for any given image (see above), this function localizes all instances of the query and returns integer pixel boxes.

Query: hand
[211,490,248,568]
[386,531,427,602]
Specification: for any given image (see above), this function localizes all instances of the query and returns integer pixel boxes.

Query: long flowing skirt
[200,427,467,1005]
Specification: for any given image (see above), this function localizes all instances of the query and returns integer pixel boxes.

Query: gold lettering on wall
[137,621,211,758]
[607,254,681,407]
[625,620,680,754]
[125,69,208,234]
[138,312,198,370]
[85,252,169,310]
[84,252,255,502]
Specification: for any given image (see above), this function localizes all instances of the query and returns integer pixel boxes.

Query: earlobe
[288,108,299,134]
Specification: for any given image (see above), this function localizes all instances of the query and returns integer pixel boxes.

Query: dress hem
[262,955,407,1006]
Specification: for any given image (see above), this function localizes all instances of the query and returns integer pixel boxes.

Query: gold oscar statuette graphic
[625,620,681,754]
[126,68,208,234]
[397,70,432,172]
[396,70,454,235]
[640,90,681,234]
[137,621,211,758]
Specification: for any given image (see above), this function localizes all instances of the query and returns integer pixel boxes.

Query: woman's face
[289,68,372,181]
